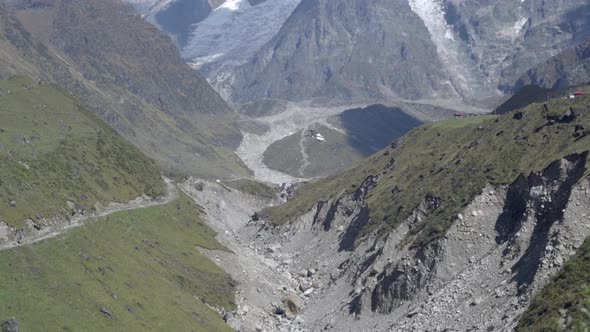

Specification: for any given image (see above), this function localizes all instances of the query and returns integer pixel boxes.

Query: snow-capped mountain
[124,0,299,88]
[230,0,590,104]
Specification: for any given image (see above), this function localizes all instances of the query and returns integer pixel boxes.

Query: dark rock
[223,311,234,322]
[547,108,577,125]
[99,307,113,319]
[1,317,18,332]
[558,108,577,123]
[272,302,285,316]
[512,112,524,120]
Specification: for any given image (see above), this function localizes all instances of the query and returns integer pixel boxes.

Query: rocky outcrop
[245,152,590,331]
[230,0,590,105]
[509,39,590,92]
[230,0,453,104]
[1,0,248,178]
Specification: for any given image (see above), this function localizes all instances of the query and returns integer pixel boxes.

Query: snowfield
[182,0,300,71]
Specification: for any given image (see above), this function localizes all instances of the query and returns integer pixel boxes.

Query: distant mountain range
[128,0,590,107]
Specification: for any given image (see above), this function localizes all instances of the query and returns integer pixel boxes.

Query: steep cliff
[230,0,590,105]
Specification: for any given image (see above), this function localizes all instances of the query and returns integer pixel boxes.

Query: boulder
[1,317,18,332]
[283,292,304,318]
[299,281,313,293]
[223,312,241,330]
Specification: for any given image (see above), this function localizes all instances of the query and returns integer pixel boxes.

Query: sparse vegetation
[263,125,365,178]
[0,192,235,331]
[0,77,165,228]
[264,91,590,248]
[224,178,277,199]
[0,2,251,180]
[516,238,590,332]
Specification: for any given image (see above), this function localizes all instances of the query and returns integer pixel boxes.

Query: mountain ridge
[0,0,250,179]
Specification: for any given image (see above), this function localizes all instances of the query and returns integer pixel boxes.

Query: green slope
[0,77,165,228]
[0,192,235,331]
[0,1,250,179]
[516,237,590,332]
[263,124,365,178]
[264,87,590,248]
[262,105,423,178]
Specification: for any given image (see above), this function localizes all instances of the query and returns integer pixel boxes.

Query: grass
[263,89,590,248]
[2,3,251,180]
[263,125,365,178]
[223,178,277,199]
[263,132,305,177]
[262,105,422,179]
[0,192,235,331]
[516,238,590,332]
[0,77,165,228]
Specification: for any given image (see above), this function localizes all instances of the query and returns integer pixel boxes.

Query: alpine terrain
[0,0,589,331]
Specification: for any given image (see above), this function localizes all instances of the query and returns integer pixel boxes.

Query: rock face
[509,39,590,91]
[230,0,453,104]
[248,153,590,331]
[446,0,590,89]
[230,0,590,104]
[144,0,216,47]
[239,95,590,330]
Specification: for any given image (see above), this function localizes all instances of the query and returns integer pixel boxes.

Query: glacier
[181,0,301,72]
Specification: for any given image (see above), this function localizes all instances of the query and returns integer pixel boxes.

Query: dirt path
[298,126,311,177]
[0,178,178,251]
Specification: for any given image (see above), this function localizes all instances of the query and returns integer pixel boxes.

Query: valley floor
[236,103,362,184]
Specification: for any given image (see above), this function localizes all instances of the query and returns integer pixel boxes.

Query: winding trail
[0,178,178,251]
[298,126,311,177]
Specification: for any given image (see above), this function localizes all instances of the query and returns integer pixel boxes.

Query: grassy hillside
[223,179,277,200]
[263,124,365,178]
[263,105,423,178]
[0,77,165,228]
[516,237,590,332]
[264,88,590,248]
[0,192,235,331]
[0,1,250,179]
